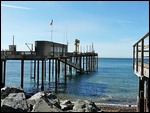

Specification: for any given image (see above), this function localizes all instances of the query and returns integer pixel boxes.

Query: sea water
[5,58,138,105]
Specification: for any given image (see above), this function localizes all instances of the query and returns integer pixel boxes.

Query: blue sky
[1,1,149,58]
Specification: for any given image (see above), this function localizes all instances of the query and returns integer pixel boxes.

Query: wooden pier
[1,40,98,93]
[133,32,149,112]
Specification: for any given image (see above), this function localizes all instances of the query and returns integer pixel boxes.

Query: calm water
[5,58,138,105]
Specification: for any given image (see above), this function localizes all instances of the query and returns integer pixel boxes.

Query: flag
[50,19,53,26]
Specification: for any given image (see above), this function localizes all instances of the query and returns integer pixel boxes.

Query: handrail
[133,32,149,76]
[133,32,149,47]
[1,50,36,56]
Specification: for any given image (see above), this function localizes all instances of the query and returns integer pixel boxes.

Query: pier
[1,39,98,93]
[133,32,149,112]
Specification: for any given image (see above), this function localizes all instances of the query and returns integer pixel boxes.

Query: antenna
[66,25,68,45]
[13,35,14,45]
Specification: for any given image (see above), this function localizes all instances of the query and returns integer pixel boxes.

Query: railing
[133,32,149,76]
[1,51,36,56]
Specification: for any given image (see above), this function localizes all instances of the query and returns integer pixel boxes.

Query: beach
[57,95,137,112]
[96,104,137,112]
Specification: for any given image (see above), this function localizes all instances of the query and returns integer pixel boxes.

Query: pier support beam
[55,59,58,93]
[41,59,45,91]
[69,57,72,75]
[83,56,84,71]
[52,59,54,77]
[79,55,82,72]
[64,58,67,83]
[58,59,60,79]
[146,79,149,112]
[37,60,39,88]
[49,59,51,82]
[137,78,145,112]
[34,59,36,80]
[86,55,88,73]
[97,56,98,70]
[21,60,24,88]
[44,60,46,80]
[3,60,6,86]
[1,60,4,88]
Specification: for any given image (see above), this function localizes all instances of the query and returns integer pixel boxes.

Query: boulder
[31,97,63,112]
[1,93,29,112]
[60,100,74,111]
[73,99,86,112]
[46,92,57,99]
[27,91,45,106]
[73,99,101,112]
[84,100,101,112]
[1,86,24,99]
[49,98,61,109]
[27,91,59,111]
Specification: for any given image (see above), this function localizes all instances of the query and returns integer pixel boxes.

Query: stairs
[58,58,83,71]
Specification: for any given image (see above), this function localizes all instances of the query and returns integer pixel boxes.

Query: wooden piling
[138,78,145,112]
[65,58,67,83]
[52,59,54,77]
[49,59,51,82]
[21,60,24,88]
[55,58,58,93]
[79,55,82,72]
[37,60,39,87]
[83,56,84,71]
[3,60,6,85]
[44,60,46,80]
[41,59,44,91]
[97,56,98,70]
[146,79,149,112]
[58,59,60,79]
[34,59,36,79]
[1,60,4,88]
[86,55,88,72]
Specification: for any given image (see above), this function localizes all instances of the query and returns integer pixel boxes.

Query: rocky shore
[1,86,136,112]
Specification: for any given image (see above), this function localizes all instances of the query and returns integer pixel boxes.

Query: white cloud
[117,20,133,28]
[1,4,31,10]
[118,20,133,24]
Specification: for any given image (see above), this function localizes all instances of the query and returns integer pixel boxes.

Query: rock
[27,91,60,111]
[47,92,57,99]
[49,98,61,109]
[84,100,101,112]
[73,99,86,112]
[27,91,45,105]
[1,86,24,99]
[61,100,72,105]
[31,97,63,112]
[1,93,29,112]
[73,99,101,112]
[60,100,74,111]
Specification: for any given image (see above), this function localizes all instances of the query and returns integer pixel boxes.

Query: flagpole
[51,25,53,41]
[50,19,53,41]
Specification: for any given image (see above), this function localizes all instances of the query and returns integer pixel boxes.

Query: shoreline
[1,86,137,112]
[96,104,137,112]
[58,99,137,112]
[57,94,137,112]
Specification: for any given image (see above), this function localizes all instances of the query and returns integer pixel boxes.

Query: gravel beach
[96,104,137,112]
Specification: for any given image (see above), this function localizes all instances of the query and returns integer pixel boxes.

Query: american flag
[50,19,53,26]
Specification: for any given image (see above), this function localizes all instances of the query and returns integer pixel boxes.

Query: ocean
[5,58,138,105]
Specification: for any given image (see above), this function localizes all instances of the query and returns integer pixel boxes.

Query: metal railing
[133,32,149,76]
[1,51,36,56]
